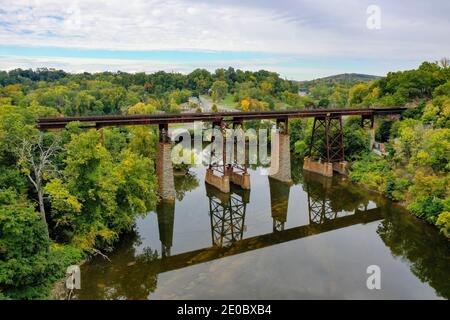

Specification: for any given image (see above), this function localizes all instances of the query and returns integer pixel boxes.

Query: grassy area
[220,94,238,108]
[202,94,237,109]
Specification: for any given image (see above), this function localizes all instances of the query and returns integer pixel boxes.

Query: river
[74,158,450,300]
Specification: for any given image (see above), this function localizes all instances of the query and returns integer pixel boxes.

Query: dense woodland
[0,62,449,299]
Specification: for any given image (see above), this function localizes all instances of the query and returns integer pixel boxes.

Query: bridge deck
[37,107,406,130]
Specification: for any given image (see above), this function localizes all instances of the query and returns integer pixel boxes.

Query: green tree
[348,83,369,106]
[45,130,157,251]
[211,80,228,102]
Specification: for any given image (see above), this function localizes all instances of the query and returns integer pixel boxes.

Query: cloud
[0,0,448,78]
[1,0,449,58]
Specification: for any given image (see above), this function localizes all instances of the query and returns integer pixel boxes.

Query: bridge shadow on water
[75,158,450,300]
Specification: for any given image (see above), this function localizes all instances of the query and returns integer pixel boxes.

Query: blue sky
[0,0,449,80]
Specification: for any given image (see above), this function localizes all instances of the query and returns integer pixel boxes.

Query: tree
[0,191,51,298]
[375,120,393,142]
[211,80,228,102]
[17,134,61,238]
[45,130,157,251]
[439,57,450,68]
[343,117,370,160]
[348,83,369,106]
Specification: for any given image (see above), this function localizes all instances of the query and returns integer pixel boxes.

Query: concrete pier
[303,157,333,177]
[303,158,349,177]
[332,161,349,175]
[269,133,292,183]
[230,171,251,190]
[205,168,230,193]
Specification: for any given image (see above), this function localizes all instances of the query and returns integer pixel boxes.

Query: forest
[0,61,449,299]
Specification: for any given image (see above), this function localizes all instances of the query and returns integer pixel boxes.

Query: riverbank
[348,152,450,239]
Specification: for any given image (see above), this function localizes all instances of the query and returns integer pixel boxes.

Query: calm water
[75,159,450,300]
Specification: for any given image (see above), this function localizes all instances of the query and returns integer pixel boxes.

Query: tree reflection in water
[75,233,160,300]
[377,207,450,299]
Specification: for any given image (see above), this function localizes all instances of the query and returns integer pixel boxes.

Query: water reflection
[207,185,249,247]
[156,200,175,258]
[269,177,291,232]
[75,161,450,300]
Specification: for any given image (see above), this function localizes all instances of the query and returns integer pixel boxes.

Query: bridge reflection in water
[152,173,382,273]
[75,163,386,300]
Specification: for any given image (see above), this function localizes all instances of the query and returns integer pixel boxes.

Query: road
[199,95,239,112]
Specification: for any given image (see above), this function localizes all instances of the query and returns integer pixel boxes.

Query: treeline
[347,61,450,106]
[0,67,300,115]
[289,61,450,109]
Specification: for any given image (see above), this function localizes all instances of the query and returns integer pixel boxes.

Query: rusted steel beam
[37,107,407,130]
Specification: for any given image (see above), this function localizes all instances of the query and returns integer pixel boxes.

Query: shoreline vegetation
[0,62,449,299]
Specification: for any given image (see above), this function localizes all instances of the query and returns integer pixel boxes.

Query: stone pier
[156,142,176,201]
[269,133,292,183]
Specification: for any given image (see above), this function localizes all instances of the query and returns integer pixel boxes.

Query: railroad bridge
[38,107,405,197]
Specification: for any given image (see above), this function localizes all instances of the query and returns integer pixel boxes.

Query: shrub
[436,211,450,237]
[408,196,445,224]
[385,176,411,201]
[349,153,391,192]
[0,189,83,299]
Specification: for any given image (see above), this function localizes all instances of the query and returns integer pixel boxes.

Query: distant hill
[297,73,381,91]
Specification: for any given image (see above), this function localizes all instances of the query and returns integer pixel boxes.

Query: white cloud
[0,0,449,59]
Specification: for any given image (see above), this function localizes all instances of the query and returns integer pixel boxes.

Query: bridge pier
[269,121,292,183]
[361,114,376,150]
[303,157,333,177]
[206,120,251,192]
[156,125,176,201]
[230,171,250,190]
[206,168,230,193]
[205,120,231,193]
[303,115,348,177]
[228,120,250,190]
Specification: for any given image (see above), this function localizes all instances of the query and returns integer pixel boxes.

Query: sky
[0,0,449,80]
